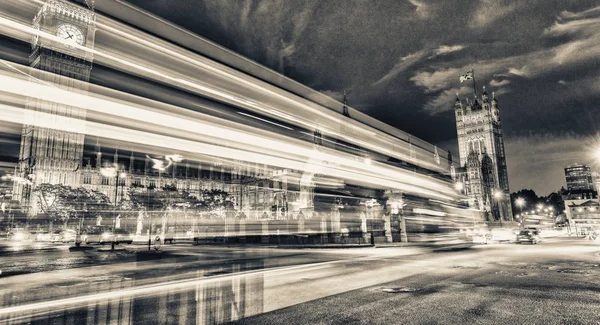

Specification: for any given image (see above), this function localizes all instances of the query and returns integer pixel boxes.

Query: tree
[33,183,112,227]
[541,191,564,216]
[125,186,234,219]
[510,189,541,216]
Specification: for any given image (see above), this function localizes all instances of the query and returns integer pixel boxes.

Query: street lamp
[144,154,183,250]
[100,165,126,251]
[593,146,600,161]
[454,182,464,192]
[515,197,525,209]
[515,197,525,222]
[493,190,504,225]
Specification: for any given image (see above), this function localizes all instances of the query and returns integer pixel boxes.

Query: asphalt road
[234,239,600,325]
[1,238,599,325]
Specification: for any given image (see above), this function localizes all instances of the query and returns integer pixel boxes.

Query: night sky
[2,1,599,195]
[122,0,600,195]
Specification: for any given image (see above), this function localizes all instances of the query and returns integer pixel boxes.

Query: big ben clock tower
[14,0,96,215]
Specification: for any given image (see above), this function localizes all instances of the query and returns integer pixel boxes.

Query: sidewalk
[277,243,374,249]
[373,242,423,248]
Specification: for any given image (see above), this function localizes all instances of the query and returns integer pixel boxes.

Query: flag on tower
[460,69,474,83]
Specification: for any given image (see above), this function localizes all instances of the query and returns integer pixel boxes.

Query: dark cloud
[124,0,600,195]
[0,0,590,195]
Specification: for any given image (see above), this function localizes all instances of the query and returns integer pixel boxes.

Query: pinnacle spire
[71,0,95,10]
[129,151,134,172]
[342,90,349,117]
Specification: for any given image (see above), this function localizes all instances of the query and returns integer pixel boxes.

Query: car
[516,229,542,244]
[81,226,132,244]
[81,226,112,244]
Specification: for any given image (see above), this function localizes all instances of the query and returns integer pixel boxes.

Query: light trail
[0,259,338,318]
[0,65,457,199]
[0,3,450,174]
[237,111,294,131]
[0,101,456,201]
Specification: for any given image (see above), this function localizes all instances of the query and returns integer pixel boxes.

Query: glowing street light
[515,197,525,217]
[454,182,464,192]
[493,190,505,224]
[494,190,503,200]
[594,146,600,161]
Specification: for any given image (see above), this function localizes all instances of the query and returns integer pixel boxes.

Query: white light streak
[0,10,450,174]
[413,208,447,217]
[0,70,456,198]
[237,111,294,130]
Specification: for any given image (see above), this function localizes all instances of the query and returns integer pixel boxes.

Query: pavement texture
[1,237,599,324]
[232,240,600,325]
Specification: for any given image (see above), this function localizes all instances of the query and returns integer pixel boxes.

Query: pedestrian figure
[154,235,161,251]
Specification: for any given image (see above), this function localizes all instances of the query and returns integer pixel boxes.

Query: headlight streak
[0,258,358,319]
[0,7,448,174]
[94,15,441,169]
[0,68,456,198]
[237,111,294,131]
[0,101,455,201]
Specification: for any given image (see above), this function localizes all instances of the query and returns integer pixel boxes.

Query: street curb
[68,246,95,252]
[276,244,374,249]
[96,247,127,252]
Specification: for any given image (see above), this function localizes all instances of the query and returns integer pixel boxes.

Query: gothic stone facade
[453,87,513,222]
[13,0,312,220]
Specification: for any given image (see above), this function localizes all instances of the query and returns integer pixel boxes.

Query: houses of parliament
[452,86,514,222]
[12,0,312,220]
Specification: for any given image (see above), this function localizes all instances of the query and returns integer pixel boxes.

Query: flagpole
[471,68,476,98]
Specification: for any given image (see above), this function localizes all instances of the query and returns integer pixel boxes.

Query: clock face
[56,24,85,46]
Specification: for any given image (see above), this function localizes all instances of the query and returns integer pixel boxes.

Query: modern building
[565,164,594,191]
[452,86,513,222]
[563,198,600,236]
